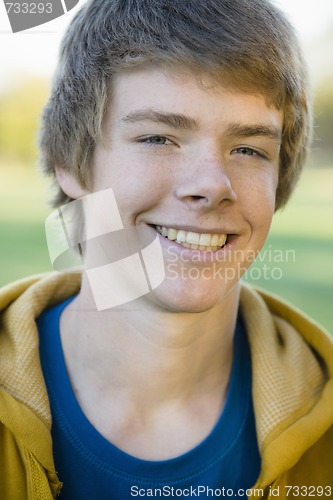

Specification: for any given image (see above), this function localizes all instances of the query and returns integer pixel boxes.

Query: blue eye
[237,147,256,156]
[232,147,266,159]
[139,135,171,146]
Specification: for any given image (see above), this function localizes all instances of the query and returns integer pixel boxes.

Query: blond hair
[39,0,312,209]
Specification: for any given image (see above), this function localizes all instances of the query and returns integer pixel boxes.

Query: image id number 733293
[5,3,53,14]
[284,485,332,496]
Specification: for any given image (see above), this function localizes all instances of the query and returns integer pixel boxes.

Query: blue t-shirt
[38,298,260,499]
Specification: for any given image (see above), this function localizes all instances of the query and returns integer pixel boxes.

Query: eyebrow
[122,109,199,131]
[122,109,282,143]
[225,123,282,144]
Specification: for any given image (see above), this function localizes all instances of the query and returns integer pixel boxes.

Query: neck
[61,277,240,406]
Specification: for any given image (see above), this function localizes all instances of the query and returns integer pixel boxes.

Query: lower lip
[151,227,237,263]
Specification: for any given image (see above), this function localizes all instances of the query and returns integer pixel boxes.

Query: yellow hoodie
[0,272,332,499]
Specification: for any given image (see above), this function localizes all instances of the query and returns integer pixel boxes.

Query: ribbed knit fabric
[243,291,324,444]
[0,273,81,428]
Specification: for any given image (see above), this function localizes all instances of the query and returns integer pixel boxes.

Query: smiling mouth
[154,225,228,252]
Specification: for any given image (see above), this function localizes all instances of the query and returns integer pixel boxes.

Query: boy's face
[70,67,283,312]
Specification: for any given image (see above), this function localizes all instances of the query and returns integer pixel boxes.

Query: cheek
[121,176,166,214]
[93,150,171,217]
[235,169,278,225]
[120,157,170,203]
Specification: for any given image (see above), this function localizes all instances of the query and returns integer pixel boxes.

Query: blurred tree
[0,78,49,165]
[309,24,333,167]
[313,80,333,163]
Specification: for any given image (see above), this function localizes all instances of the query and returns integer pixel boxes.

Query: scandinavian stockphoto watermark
[165,245,296,282]
[2,0,79,33]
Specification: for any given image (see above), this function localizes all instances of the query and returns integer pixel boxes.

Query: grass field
[1,162,332,333]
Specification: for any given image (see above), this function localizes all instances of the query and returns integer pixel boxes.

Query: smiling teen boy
[1,0,333,498]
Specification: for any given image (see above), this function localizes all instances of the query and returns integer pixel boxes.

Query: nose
[174,152,236,210]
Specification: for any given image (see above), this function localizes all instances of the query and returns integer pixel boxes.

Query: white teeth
[156,225,228,251]
[218,234,227,246]
[176,230,186,243]
[198,233,211,246]
[186,232,200,245]
[167,228,177,240]
[211,234,219,246]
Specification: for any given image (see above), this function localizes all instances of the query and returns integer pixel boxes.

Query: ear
[55,167,88,200]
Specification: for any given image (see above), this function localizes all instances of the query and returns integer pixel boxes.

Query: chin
[145,278,237,314]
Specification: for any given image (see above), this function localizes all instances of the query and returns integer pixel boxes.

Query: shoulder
[240,281,333,354]
[240,283,333,487]
[0,272,81,315]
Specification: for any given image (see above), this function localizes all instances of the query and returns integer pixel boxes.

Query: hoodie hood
[239,285,333,488]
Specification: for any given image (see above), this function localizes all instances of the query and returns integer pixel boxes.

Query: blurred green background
[0,72,332,334]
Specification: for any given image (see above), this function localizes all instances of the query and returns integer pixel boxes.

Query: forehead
[106,67,283,134]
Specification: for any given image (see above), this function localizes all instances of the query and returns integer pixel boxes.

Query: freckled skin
[58,67,282,313]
